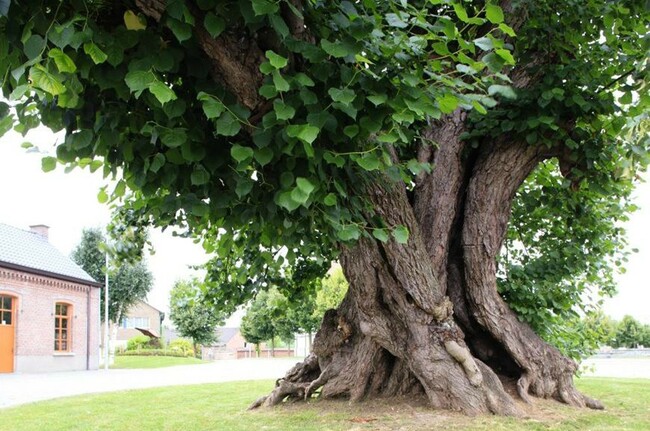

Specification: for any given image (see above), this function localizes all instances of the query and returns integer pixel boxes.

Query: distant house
[0,223,101,373]
[201,327,248,360]
[113,300,164,348]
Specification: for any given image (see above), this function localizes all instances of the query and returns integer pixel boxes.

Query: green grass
[110,355,206,369]
[0,378,647,430]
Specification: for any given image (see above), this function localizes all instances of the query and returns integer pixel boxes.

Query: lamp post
[104,251,109,370]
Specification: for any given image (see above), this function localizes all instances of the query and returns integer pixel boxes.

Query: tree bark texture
[135,0,604,415]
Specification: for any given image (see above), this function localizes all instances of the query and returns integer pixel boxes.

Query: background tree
[169,278,224,356]
[71,228,153,325]
[240,287,293,356]
[313,267,348,322]
[2,0,648,415]
[613,315,645,349]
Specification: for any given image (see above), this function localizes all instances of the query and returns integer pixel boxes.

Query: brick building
[201,327,248,360]
[113,300,164,348]
[0,223,101,373]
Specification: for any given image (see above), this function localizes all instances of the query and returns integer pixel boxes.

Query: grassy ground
[110,355,206,369]
[0,378,647,430]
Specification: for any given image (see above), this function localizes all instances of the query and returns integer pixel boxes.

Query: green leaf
[97,188,109,204]
[251,0,279,15]
[150,153,166,173]
[488,84,517,99]
[124,10,147,30]
[191,166,210,185]
[266,50,288,69]
[323,193,337,206]
[167,18,192,42]
[236,177,254,198]
[231,144,254,162]
[485,4,504,24]
[204,13,225,38]
[386,13,408,28]
[296,177,315,195]
[367,94,387,106]
[125,70,154,95]
[83,42,108,64]
[24,35,45,60]
[473,37,494,51]
[372,229,389,242]
[392,225,409,244]
[286,124,320,145]
[198,92,225,118]
[216,112,241,136]
[41,156,57,172]
[498,23,516,37]
[160,128,187,148]
[29,66,66,96]
[328,88,356,106]
[438,93,459,114]
[276,191,300,212]
[254,147,274,166]
[343,125,359,138]
[356,153,381,171]
[273,99,295,120]
[495,48,515,65]
[321,39,354,58]
[272,70,290,92]
[149,81,177,105]
[338,225,360,241]
[452,3,469,22]
[48,48,77,73]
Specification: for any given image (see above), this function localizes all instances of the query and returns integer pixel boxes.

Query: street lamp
[104,251,109,370]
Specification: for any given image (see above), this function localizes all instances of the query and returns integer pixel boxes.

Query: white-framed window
[121,317,150,329]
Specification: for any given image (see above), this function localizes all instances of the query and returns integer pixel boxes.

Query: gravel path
[0,358,300,409]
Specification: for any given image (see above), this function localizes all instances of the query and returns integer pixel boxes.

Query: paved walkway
[0,358,300,409]
[581,357,650,379]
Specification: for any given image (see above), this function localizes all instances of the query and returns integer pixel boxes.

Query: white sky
[0,126,648,324]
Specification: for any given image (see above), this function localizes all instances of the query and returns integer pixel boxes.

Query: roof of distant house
[218,327,240,344]
[0,223,99,286]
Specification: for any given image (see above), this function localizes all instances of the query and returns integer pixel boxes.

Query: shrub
[169,339,194,357]
[126,335,165,351]
[117,349,188,358]
[126,335,151,351]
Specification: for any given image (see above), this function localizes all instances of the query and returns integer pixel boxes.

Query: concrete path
[0,358,300,409]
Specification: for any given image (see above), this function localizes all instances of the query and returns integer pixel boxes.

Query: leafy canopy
[1,0,648,330]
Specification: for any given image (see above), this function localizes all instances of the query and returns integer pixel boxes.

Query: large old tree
[1,0,648,415]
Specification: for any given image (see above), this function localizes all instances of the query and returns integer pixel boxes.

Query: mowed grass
[0,378,648,431]
[110,355,206,369]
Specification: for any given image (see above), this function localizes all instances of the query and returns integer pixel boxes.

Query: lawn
[110,355,206,369]
[0,378,647,430]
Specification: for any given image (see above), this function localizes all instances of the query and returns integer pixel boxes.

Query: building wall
[0,267,100,373]
[114,301,162,342]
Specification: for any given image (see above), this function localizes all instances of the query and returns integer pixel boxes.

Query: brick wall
[0,267,100,373]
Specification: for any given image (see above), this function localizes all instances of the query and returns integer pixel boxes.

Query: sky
[0,126,649,324]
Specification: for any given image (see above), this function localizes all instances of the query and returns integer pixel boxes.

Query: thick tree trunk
[252,137,602,414]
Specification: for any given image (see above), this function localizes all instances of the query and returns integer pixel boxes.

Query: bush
[118,349,188,357]
[126,335,151,351]
[169,339,194,357]
[126,335,163,351]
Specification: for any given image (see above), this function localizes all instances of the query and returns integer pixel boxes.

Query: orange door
[0,295,16,373]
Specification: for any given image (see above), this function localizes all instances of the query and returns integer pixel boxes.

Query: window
[54,303,71,352]
[120,317,150,329]
[0,295,13,326]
